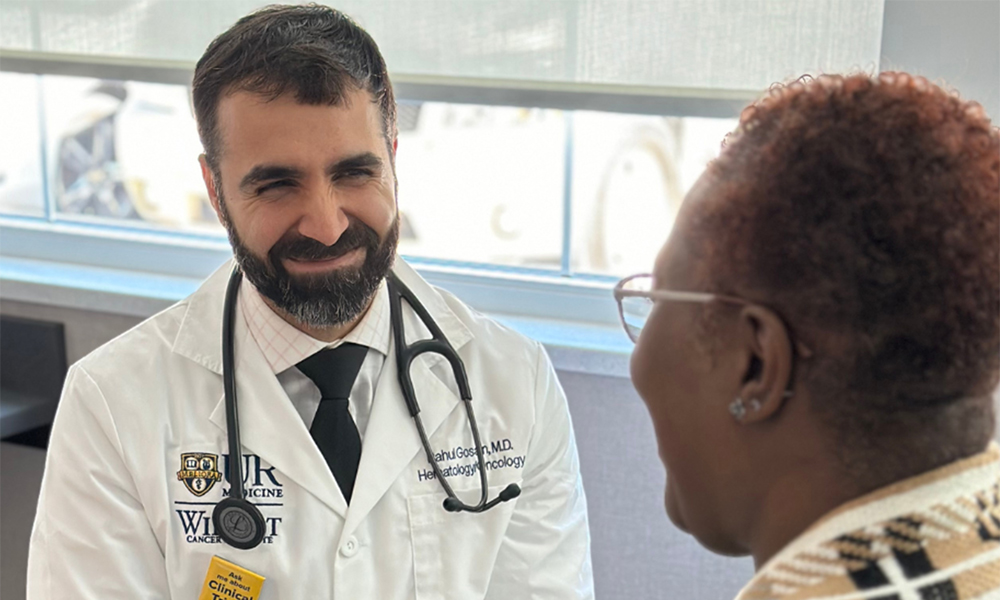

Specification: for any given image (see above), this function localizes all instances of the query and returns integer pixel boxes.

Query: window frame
[0,51,750,329]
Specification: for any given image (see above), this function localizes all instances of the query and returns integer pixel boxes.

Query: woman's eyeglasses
[612,273,747,343]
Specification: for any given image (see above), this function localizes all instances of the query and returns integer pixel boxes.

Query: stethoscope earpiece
[442,483,522,513]
[498,483,521,502]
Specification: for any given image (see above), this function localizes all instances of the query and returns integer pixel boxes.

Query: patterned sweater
[737,443,1000,600]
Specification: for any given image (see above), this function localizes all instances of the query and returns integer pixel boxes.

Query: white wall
[881,0,999,120]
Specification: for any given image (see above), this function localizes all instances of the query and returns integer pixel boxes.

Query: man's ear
[392,137,398,156]
[199,154,225,225]
[734,304,794,423]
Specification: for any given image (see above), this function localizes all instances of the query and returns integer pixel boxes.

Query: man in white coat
[27,5,593,598]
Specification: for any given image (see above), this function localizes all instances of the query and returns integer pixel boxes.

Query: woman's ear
[733,305,794,424]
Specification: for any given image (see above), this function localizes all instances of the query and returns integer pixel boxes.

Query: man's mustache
[268,222,380,264]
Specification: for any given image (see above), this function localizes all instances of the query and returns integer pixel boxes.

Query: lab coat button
[341,537,359,557]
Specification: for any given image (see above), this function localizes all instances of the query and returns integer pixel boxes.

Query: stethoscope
[213,266,521,550]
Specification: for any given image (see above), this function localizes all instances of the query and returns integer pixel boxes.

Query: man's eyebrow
[239,165,304,193]
[328,152,383,175]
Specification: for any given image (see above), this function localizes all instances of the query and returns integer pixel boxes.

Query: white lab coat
[27,259,593,599]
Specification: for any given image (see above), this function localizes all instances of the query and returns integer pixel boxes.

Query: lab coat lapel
[178,260,472,533]
[341,263,471,539]
[173,260,232,376]
[207,341,349,519]
[190,263,348,519]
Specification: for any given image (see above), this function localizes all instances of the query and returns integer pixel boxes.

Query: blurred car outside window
[1,73,737,279]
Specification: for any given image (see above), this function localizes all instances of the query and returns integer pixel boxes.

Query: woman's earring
[730,397,761,422]
[729,398,747,421]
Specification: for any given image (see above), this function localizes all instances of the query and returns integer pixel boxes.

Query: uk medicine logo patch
[177,452,223,497]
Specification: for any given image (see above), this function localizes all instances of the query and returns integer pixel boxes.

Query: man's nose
[295,189,349,247]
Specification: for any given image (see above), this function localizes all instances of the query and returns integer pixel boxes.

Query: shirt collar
[240,277,391,375]
[171,258,472,376]
[749,441,1000,581]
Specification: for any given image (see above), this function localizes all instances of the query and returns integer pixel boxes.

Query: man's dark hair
[192,4,397,170]
[696,72,999,487]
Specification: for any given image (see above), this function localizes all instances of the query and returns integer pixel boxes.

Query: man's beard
[220,199,399,329]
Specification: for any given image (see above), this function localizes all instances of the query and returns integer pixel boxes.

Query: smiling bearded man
[27,6,594,599]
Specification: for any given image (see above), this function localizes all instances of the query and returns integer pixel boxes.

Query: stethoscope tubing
[222,267,248,502]
[216,267,267,550]
[387,272,487,509]
[387,271,519,513]
[215,266,520,550]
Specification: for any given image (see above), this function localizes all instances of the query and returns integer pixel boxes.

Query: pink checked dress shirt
[239,278,391,439]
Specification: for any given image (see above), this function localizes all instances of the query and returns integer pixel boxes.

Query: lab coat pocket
[407,483,518,600]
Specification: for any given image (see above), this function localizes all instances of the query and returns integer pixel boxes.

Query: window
[0,0,884,326]
[0,72,737,277]
[396,102,567,270]
[0,72,44,217]
[40,75,214,233]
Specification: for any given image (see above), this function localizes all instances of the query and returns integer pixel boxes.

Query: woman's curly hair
[697,72,999,481]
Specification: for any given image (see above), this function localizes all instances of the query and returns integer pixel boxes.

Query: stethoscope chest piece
[213,497,266,550]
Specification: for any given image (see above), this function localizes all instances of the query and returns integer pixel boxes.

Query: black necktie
[296,343,368,504]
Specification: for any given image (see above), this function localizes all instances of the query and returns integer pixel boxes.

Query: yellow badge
[198,556,265,600]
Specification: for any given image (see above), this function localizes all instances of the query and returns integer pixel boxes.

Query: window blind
[1,0,884,95]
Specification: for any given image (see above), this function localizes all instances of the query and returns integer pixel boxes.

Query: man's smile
[282,246,366,275]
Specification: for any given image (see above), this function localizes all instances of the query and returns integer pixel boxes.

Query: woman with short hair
[618,72,999,599]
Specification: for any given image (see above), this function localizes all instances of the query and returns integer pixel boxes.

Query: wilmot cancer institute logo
[177,453,223,497]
